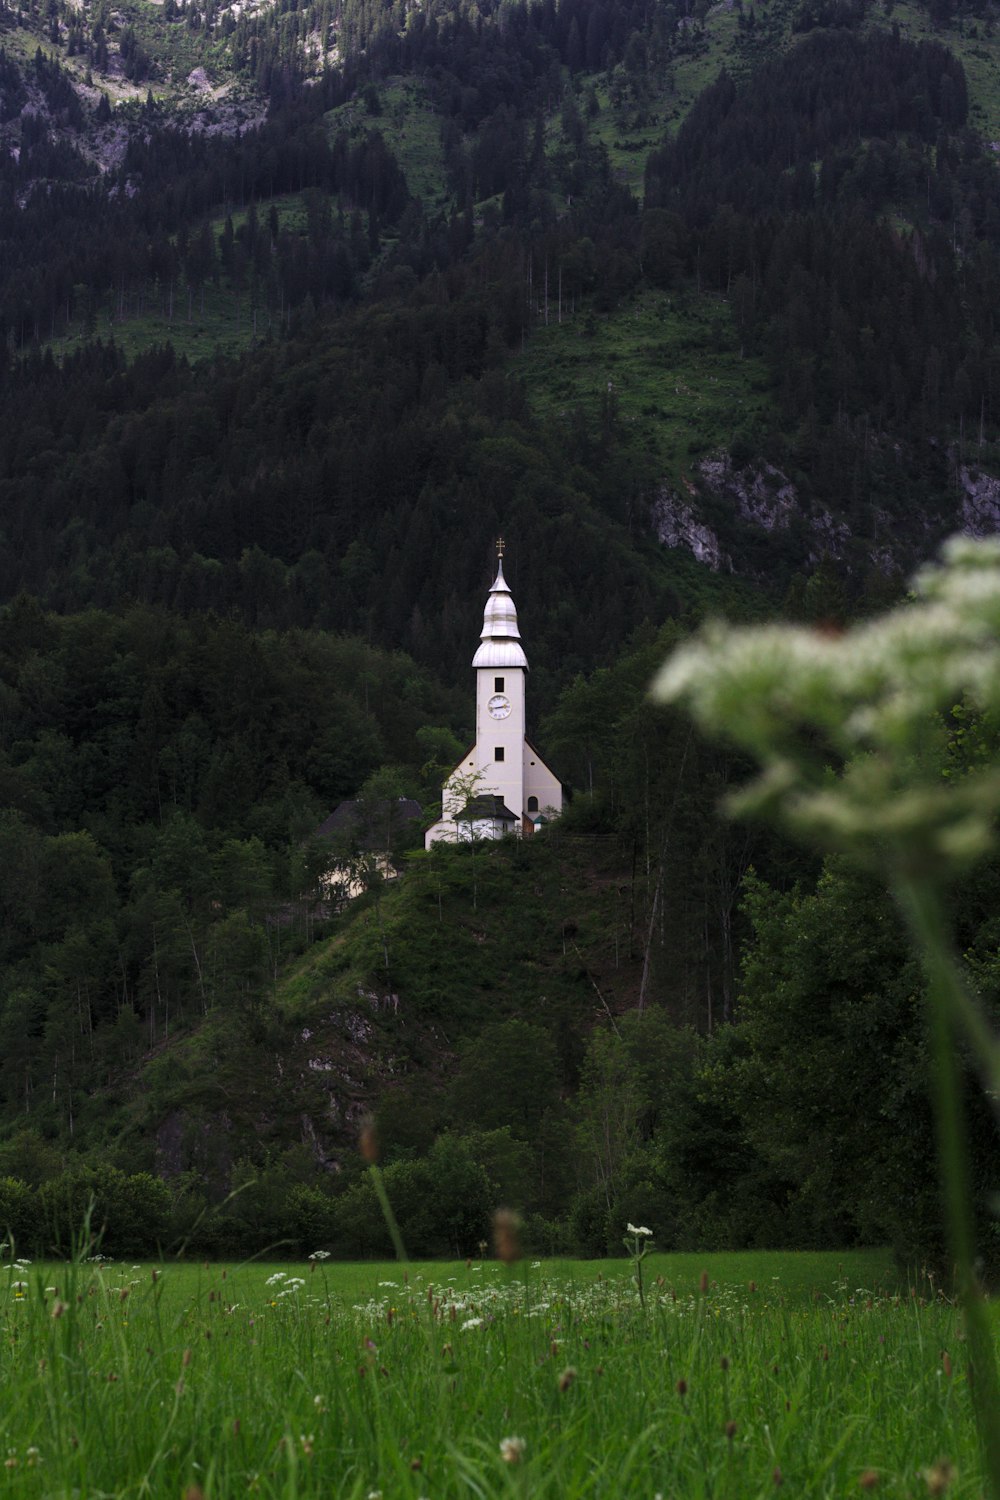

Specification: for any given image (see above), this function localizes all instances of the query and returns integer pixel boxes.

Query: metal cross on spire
[496,535,505,559]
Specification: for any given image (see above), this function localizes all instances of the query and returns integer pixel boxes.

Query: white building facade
[424,555,564,847]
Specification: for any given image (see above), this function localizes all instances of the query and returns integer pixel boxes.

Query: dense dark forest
[2,21,1000,634]
[1,0,1000,1267]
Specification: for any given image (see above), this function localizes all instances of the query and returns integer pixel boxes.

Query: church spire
[473,543,527,669]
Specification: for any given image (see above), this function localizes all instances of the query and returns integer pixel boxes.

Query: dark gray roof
[457,794,518,823]
[315,798,423,848]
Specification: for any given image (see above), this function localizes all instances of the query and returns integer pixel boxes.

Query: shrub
[35,1165,169,1257]
[0,1176,33,1252]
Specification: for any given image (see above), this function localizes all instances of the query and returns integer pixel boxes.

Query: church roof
[457,794,518,823]
[472,558,528,670]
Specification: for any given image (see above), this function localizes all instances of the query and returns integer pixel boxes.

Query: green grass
[0,1246,982,1497]
[325,80,450,205]
[124,0,235,91]
[51,280,266,362]
[517,288,771,483]
[0,0,252,105]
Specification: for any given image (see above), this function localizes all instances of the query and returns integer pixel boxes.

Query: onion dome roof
[472,558,528,669]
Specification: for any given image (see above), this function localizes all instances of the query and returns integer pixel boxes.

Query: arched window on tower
[527,796,538,813]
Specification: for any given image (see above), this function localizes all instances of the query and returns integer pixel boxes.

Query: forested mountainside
[3,0,1000,1264]
[4,9,1000,627]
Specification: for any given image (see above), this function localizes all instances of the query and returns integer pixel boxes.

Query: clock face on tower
[488,694,512,720]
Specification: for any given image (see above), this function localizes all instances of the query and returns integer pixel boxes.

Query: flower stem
[368,1164,408,1264]
[895,873,1000,1499]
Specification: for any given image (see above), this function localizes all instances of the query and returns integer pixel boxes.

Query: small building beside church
[425,551,564,847]
[315,796,423,899]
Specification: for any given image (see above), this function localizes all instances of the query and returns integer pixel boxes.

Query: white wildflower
[500,1436,526,1464]
[626,1223,653,1237]
[653,536,1000,869]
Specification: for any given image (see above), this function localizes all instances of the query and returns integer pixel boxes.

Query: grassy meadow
[516,289,772,482]
[0,1245,983,1498]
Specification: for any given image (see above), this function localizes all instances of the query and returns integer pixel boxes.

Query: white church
[424,545,564,847]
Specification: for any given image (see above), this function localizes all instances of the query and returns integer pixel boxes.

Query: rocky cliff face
[652,450,1000,576]
[650,490,727,569]
[960,466,1000,538]
[0,8,265,184]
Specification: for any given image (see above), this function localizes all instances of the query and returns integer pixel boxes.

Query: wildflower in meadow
[623,1223,654,1308]
[499,1436,526,1464]
[653,535,1000,870]
[922,1459,956,1496]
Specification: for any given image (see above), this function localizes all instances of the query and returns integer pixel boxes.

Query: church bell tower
[471,538,528,823]
[424,540,564,847]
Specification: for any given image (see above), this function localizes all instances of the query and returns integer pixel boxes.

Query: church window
[495,747,505,761]
[527,796,538,812]
[495,677,505,692]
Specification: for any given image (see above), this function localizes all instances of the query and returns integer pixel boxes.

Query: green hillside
[516,288,772,484]
[4,0,1000,1275]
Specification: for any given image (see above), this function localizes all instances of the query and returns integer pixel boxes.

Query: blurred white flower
[500,1436,526,1464]
[653,536,1000,873]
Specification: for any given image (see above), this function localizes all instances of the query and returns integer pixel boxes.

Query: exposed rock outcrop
[651,489,727,570]
[652,449,945,575]
[959,466,1000,538]
[697,452,799,533]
